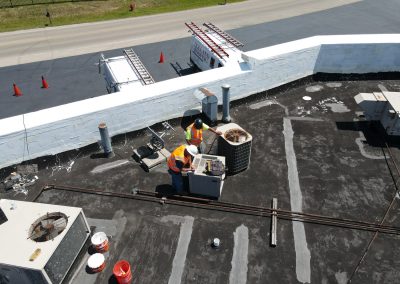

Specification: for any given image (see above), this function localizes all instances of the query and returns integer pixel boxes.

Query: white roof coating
[244,34,400,60]
[0,199,82,269]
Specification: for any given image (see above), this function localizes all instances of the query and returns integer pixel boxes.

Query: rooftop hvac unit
[188,154,226,199]
[355,91,400,135]
[217,123,252,175]
[0,199,90,284]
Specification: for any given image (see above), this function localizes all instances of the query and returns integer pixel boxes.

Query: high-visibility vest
[188,123,203,146]
[167,145,189,173]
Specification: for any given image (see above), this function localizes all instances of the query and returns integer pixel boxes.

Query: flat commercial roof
[1,74,400,283]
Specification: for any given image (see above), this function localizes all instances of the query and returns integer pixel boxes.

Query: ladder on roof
[123,49,155,85]
[203,22,244,48]
[185,22,229,59]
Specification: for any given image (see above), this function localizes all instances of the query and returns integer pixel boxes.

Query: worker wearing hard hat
[186,118,222,153]
[167,144,198,193]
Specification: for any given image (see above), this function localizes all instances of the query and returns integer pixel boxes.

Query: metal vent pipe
[98,123,114,157]
[222,84,231,123]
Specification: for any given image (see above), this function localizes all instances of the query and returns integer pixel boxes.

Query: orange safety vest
[167,145,190,173]
[188,123,203,146]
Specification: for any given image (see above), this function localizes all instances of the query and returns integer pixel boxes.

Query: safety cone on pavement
[41,76,49,89]
[13,83,22,97]
[159,52,164,63]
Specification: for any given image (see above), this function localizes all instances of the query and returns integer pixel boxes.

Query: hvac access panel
[0,199,90,284]
[188,154,225,199]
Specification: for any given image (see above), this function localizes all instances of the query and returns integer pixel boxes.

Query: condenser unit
[0,199,90,284]
[217,123,252,175]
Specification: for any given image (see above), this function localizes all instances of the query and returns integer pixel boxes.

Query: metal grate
[185,22,229,59]
[44,213,89,284]
[123,49,155,85]
[28,212,68,242]
[203,22,244,48]
[218,127,252,175]
[224,128,248,143]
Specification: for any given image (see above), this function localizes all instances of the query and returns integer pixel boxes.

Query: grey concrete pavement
[0,0,360,67]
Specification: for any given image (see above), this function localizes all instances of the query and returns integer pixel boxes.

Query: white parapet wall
[1,34,400,169]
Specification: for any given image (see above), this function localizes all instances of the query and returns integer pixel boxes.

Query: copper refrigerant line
[38,184,400,235]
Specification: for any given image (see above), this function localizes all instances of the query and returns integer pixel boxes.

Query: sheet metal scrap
[2,171,39,195]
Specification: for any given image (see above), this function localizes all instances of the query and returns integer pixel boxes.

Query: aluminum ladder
[185,22,229,59]
[123,49,155,85]
[203,22,244,48]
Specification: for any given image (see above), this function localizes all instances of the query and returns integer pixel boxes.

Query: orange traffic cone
[41,76,49,89]
[159,52,164,63]
[13,83,22,97]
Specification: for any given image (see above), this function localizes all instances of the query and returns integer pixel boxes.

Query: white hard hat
[186,145,198,157]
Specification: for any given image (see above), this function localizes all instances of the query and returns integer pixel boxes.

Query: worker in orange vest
[186,118,222,153]
[167,144,198,193]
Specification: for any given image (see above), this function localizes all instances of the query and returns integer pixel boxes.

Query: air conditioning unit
[217,123,252,175]
[188,154,226,199]
[0,199,90,284]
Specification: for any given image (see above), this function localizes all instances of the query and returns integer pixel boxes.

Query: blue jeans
[169,169,183,193]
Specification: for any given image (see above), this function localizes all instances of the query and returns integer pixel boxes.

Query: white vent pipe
[222,84,231,123]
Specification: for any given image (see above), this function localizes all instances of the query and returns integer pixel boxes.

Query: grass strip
[0,0,244,32]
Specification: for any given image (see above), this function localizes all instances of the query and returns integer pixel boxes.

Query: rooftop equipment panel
[0,199,90,284]
[99,49,154,93]
[188,154,225,199]
[355,91,400,136]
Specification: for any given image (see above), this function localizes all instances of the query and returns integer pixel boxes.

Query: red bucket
[113,260,132,284]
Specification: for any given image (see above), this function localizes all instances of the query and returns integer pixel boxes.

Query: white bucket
[91,232,109,253]
[87,253,105,273]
